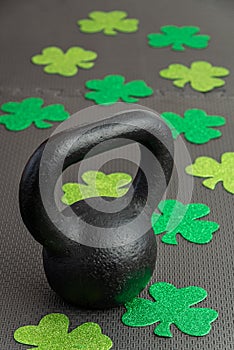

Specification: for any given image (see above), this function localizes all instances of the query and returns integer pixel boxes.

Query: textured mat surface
[0,1,234,349]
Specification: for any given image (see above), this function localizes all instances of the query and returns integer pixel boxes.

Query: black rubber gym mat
[0,1,233,349]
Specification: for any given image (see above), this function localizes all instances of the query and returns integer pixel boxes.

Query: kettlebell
[19,109,174,309]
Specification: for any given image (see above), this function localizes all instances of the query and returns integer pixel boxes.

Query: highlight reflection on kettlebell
[19,109,174,309]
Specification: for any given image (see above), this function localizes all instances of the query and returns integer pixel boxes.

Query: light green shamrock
[0,97,69,131]
[151,199,219,245]
[77,11,139,35]
[122,282,218,338]
[148,25,210,51]
[32,46,97,77]
[186,152,234,194]
[160,61,230,92]
[62,170,132,205]
[14,313,113,350]
[85,75,153,105]
[161,109,226,144]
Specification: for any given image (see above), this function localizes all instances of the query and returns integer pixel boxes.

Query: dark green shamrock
[148,25,210,51]
[85,75,153,105]
[122,282,218,338]
[78,11,139,35]
[62,170,132,205]
[14,313,113,350]
[0,97,69,131]
[161,109,226,144]
[151,200,219,244]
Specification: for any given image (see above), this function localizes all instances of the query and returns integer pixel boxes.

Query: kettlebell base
[42,232,157,309]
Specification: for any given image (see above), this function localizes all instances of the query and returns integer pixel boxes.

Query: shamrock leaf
[32,46,97,77]
[151,199,219,244]
[161,109,226,144]
[85,75,153,105]
[148,25,210,51]
[14,313,113,350]
[0,97,69,131]
[62,170,132,205]
[186,152,234,194]
[122,282,218,337]
[160,61,230,92]
[77,11,139,35]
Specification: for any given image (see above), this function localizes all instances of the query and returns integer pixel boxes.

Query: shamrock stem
[172,43,185,51]
[103,28,117,35]
[162,230,178,245]
[202,177,218,190]
[154,321,173,337]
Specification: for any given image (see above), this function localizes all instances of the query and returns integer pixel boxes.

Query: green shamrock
[77,11,139,35]
[161,109,226,144]
[186,152,234,194]
[122,282,218,338]
[151,200,219,245]
[85,75,153,105]
[148,25,210,51]
[14,313,113,350]
[62,170,132,205]
[0,97,69,131]
[32,46,97,77]
[160,61,230,92]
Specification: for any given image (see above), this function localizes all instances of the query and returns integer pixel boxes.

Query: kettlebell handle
[19,110,174,254]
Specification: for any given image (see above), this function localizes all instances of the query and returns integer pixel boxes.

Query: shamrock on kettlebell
[62,171,133,205]
[122,282,218,338]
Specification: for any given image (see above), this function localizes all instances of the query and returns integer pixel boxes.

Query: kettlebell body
[43,202,157,308]
[19,110,174,309]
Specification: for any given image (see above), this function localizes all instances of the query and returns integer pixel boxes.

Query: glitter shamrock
[148,25,210,51]
[32,46,97,77]
[85,75,153,105]
[122,282,218,338]
[0,97,69,131]
[186,152,234,194]
[161,109,226,144]
[62,170,132,205]
[14,313,113,350]
[160,61,230,92]
[151,200,219,245]
[77,11,139,35]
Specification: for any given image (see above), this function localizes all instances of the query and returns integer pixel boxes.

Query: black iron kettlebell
[19,110,174,309]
